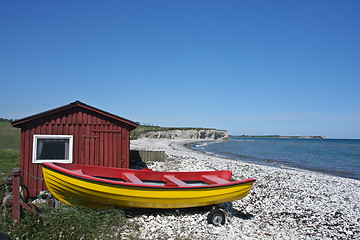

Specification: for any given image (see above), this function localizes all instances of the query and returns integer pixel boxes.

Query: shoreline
[230,135,326,139]
[184,139,360,181]
[129,138,360,240]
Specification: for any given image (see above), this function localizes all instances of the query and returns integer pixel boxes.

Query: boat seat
[122,173,143,184]
[72,170,83,175]
[163,175,189,187]
[201,175,229,184]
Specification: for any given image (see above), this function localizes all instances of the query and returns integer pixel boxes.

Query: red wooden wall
[13,102,137,197]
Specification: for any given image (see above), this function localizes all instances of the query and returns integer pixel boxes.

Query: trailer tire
[207,208,225,226]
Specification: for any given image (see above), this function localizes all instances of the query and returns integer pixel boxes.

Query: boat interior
[52,163,236,187]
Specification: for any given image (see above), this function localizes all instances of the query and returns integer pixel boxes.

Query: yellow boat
[42,162,255,209]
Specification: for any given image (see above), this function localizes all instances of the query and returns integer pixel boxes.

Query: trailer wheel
[207,208,225,226]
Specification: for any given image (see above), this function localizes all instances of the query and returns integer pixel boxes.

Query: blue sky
[1,0,359,139]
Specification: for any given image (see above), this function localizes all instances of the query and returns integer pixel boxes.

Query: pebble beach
[128,138,360,240]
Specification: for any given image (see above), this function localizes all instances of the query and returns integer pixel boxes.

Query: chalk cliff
[137,129,228,140]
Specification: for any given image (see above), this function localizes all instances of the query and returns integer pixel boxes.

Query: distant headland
[230,135,326,139]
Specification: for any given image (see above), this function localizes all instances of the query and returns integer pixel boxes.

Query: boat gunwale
[42,163,256,190]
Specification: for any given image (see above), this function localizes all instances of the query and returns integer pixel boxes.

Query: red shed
[12,101,138,197]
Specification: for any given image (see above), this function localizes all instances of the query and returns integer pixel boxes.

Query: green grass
[1,204,138,240]
[0,122,21,182]
[0,149,20,182]
[0,122,21,151]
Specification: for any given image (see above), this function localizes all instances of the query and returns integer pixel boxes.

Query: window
[33,135,73,163]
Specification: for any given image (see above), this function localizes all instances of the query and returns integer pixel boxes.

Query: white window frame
[33,135,73,163]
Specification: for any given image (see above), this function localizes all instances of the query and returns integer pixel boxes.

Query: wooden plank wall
[20,107,131,197]
[130,150,166,162]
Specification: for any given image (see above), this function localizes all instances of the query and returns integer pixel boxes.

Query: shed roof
[12,101,138,129]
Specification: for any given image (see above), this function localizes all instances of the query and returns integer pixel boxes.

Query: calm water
[190,137,360,180]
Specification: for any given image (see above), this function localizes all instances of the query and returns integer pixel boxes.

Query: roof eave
[11,101,138,129]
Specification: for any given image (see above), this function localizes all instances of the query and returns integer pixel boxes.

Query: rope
[19,168,44,181]
[26,187,42,193]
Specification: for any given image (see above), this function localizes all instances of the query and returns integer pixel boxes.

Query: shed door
[86,127,124,168]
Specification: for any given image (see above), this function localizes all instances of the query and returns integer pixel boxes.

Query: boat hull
[42,164,255,209]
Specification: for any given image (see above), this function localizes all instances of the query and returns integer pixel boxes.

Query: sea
[189,137,360,180]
